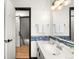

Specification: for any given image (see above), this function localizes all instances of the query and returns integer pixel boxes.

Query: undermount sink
[37,41,74,59]
[42,42,74,59]
[43,43,62,56]
[52,48,61,56]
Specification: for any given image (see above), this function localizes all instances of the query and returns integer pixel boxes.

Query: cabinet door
[37,47,45,59]
[37,47,40,59]
[31,41,37,57]
[40,50,45,59]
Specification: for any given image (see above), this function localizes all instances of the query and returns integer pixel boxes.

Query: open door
[4,0,16,59]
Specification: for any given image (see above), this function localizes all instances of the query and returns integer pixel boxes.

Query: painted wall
[14,0,52,36]
[16,11,29,16]
[51,0,74,36]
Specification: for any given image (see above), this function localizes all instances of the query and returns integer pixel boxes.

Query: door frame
[15,7,31,59]
[69,7,74,40]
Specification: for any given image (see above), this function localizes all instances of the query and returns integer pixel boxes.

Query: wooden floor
[16,45,29,59]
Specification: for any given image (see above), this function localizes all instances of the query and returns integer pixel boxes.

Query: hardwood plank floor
[16,45,29,59]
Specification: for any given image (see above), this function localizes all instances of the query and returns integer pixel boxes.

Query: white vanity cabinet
[36,41,74,59]
[31,41,37,57]
[37,44,45,59]
[37,47,40,59]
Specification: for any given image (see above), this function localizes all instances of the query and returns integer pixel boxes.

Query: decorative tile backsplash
[49,36,74,48]
[31,36,49,41]
[58,36,70,41]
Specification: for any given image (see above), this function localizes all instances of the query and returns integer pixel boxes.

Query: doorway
[15,7,31,59]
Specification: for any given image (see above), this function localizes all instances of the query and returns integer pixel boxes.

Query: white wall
[14,0,52,36]
[16,11,29,16]
[51,0,74,36]
[14,0,52,57]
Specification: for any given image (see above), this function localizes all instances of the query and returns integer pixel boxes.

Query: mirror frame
[69,7,74,40]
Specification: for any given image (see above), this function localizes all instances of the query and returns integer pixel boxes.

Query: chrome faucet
[56,44,62,50]
[56,41,62,50]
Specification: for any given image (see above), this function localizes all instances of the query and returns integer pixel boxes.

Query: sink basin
[44,42,73,59]
[43,44,62,56]
[37,41,74,59]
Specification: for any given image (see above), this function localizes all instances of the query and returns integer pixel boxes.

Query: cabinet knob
[39,52,40,56]
[37,48,39,51]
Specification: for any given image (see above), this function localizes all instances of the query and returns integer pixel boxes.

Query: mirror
[51,6,74,42]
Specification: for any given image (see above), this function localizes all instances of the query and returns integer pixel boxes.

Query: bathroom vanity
[36,37,74,59]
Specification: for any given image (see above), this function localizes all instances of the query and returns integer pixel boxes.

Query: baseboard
[31,57,37,59]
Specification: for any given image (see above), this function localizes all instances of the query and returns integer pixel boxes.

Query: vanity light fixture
[51,0,71,10]
[54,0,61,6]
[51,5,56,10]
[51,0,61,10]
[64,0,70,6]
[57,4,63,10]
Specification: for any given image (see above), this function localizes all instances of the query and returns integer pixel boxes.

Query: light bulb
[58,5,63,10]
[55,1,60,6]
[51,6,56,10]
[64,0,69,6]
[59,0,64,3]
